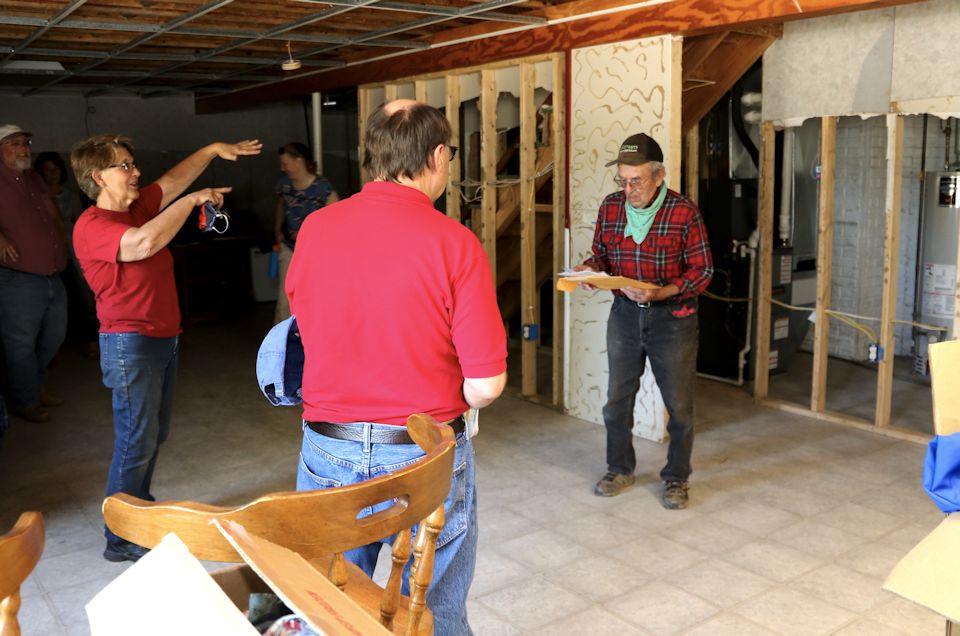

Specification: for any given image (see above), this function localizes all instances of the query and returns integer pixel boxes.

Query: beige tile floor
[0,309,949,635]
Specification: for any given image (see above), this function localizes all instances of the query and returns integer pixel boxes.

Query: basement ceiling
[0,0,563,97]
[0,0,927,103]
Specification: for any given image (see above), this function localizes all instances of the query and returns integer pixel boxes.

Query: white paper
[87,533,258,636]
[557,269,610,279]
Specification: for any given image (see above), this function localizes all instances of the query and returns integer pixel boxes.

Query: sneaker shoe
[39,391,64,407]
[594,472,636,497]
[661,480,689,509]
[15,404,50,423]
[103,540,150,563]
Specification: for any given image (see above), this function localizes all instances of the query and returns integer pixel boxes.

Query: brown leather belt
[306,416,465,445]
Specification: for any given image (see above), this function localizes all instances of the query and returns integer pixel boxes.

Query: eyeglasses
[106,161,137,172]
[613,176,649,189]
[1,137,31,147]
[448,145,458,161]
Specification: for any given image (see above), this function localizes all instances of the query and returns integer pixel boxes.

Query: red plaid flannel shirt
[583,189,713,300]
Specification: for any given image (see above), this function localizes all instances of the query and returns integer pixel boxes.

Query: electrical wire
[704,291,946,342]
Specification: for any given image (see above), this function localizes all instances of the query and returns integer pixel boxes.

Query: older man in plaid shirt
[574,133,713,509]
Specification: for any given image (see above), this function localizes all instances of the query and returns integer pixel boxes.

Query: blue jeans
[0,268,67,408]
[603,295,699,481]
[297,423,476,636]
[100,332,178,544]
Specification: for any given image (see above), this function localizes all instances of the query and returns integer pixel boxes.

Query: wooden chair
[0,512,45,636]
[103,414,455,635]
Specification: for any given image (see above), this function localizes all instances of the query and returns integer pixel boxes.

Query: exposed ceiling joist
[0,0,929,103]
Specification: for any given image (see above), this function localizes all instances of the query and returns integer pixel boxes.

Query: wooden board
[753,121,776,401]
[811,117,836,412]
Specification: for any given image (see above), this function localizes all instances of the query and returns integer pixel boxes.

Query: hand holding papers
[556,269,661,292]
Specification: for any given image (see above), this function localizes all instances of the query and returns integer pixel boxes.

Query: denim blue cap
[256,315,304,406]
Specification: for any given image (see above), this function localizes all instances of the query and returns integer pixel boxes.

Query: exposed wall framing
[754,115,927,444]
[357,53,567,407]
[811,116,836,413]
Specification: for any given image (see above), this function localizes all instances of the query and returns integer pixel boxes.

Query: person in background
[0,125,68,424]
[34,151,99,359]
[575,133,713,509]
[273,142,338,323]
[286,100,506,635]
[71,134,261,563]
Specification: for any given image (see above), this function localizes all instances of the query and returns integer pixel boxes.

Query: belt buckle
[636,301,650,308]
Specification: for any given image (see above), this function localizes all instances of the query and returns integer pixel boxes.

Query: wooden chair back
[0,512,45,636]
[103,413,456,635]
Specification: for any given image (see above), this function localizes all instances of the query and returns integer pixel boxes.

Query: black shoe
[103,540,149,563]
[661,480,689,510]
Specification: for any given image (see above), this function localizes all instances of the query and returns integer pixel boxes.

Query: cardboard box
[882,339,959,630]
[87,522,390,635]
[929,340,960,436]
[883,513,960,625]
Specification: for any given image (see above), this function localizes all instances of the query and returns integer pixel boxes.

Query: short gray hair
[70,134,135,199]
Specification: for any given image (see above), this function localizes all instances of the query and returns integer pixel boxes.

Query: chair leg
[382,527,411,629]
[1,589,23,636]
[407,505,445,635]
[328,552,348,591]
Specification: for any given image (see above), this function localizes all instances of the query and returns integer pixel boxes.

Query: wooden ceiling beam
[682,32,727,82]
[198,0,923,113]
[681,33,776,135]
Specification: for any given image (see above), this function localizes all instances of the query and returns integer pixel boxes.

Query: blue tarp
[923,432,960,513]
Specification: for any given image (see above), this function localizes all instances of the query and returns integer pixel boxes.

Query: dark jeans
[603,295,699,482]
[100,332,178,544]
[0,268,67,408]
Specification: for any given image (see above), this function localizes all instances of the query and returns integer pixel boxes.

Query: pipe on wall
[312,92,323,174]
[779,127,794,246]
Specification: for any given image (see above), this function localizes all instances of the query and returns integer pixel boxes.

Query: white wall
[763,0,960,124]
[566,35,680,441]
[0,93,308,238]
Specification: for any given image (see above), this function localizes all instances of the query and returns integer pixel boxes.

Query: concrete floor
[0,306,949,635]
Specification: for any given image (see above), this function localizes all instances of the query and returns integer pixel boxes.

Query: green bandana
[624,181,667,244]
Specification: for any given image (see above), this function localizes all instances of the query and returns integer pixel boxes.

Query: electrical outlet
[867,343,884,363]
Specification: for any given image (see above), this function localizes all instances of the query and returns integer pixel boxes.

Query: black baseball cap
[605,133,663,167]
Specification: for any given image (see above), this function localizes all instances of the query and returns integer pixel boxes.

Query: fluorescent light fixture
[0,60,66,73]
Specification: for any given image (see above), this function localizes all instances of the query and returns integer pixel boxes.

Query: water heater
[919,171,960,342]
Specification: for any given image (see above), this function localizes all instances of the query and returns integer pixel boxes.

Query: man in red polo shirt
[286,99,506,636]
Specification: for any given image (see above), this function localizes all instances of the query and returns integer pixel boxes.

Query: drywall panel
[567,35,679,441]
[763,0,960,124]
[763,9,894,125]
[891,0,960,108]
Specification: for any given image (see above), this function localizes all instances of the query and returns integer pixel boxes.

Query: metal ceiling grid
[0,0,551,97]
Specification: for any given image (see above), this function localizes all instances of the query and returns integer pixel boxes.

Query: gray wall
[0,93,312,242]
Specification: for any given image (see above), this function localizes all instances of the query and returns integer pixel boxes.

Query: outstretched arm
[118,187,231,262]
[155,140,262,209]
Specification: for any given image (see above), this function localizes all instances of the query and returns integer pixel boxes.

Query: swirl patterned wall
[567,35,680,442]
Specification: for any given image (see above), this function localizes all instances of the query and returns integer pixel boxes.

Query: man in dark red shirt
[287,99,506,636]
[575,133,713,509]
[0,124,68,424]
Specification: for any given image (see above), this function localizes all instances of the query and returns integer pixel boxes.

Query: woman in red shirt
[71,134,261,563]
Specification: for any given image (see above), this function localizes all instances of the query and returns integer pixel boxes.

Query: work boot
[39,391,64,407]
[15,404,50,423]
[594,472,636,497]
[661,480,689,509]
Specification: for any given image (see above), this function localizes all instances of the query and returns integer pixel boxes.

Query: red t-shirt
[286,181,506,426]
[73,183,181,338]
